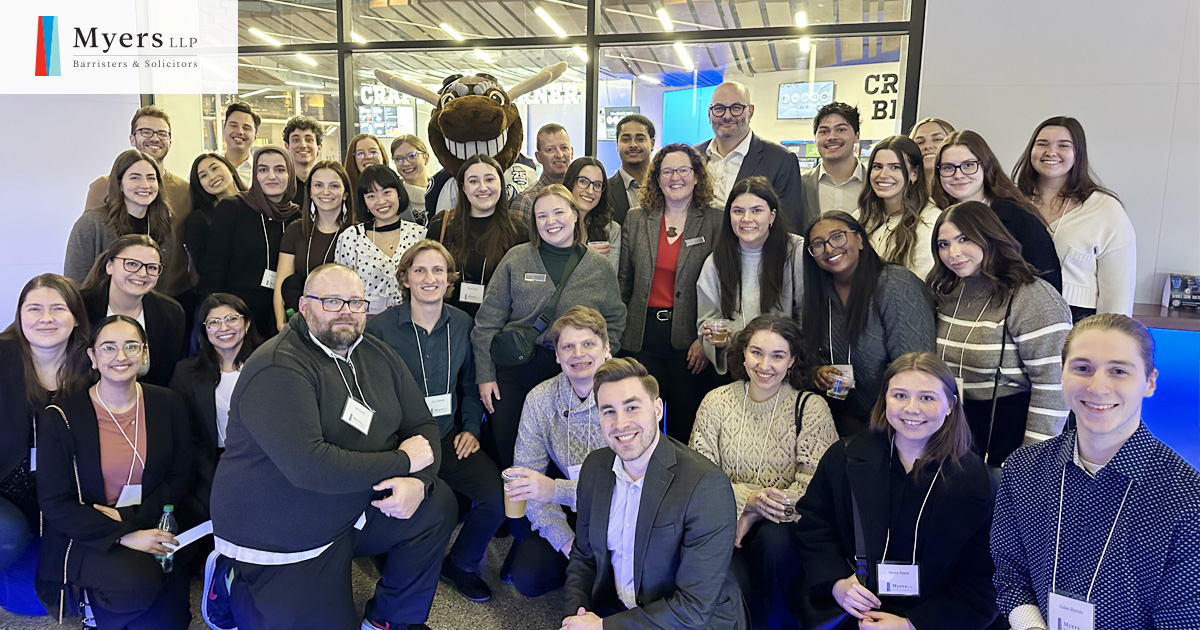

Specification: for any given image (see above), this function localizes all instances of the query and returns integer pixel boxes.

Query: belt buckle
[655,309,671,322]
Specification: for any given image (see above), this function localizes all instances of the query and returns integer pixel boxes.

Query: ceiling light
[673,42,694,71]
[795,11,807,28]
[655,8,674,31]
[294,53,319,67]
[285,80,323,89]
[799,37,811,53]
[637,74,661,84]
[572,46,587,61]
[350,32,367,44]
[248,27,282,46]
[264,95,289,99]
[239,87,271,98]
[535,7,568,37]
[440,23,465,40]
[474,49,494,64]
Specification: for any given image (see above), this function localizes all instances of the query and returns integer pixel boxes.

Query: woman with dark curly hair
[617,143,723,442]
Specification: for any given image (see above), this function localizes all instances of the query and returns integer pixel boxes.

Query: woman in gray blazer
[618,143,722,443]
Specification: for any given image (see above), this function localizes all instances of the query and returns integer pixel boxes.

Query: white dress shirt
[607,455,645,610]
[705,131,755,207]
[618,168,641,211]
[817,160,866,214]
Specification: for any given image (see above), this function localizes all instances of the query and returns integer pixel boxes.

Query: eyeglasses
[575,176,605,192]
[354,149,381,160]
[708,103,748,117]
[938,160,982,178]
[659,166,694,179]
[113,257,162,276]
[134,128,172,140]
[203,313,243,331]
[305,295,370,313]
[806,230,851,256]
[95,342,145,359]
[394,150,426,164]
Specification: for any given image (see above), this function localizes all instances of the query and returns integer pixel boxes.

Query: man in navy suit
[695,82,805,232]
[561,358,746,630]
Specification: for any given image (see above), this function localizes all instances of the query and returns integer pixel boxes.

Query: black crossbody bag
[491,247,583,367]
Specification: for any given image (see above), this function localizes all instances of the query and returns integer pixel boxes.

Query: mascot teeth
[445,129,509,161]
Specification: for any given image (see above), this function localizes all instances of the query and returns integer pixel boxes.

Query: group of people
[0,81,1189,630]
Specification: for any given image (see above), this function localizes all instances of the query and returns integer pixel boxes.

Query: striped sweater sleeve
[1009,280,1072,443]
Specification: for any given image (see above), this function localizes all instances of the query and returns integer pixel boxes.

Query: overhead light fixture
[294,53,319,67]
[535,7,568,37]
[264,94,289,99]
[239,87,271,98]
[637,74,661,85]
[673,42,694,71]
[440,23,465,40]
[795,11,807,28]
[474,49,494,64]
[350,32,367,44]
[571,46,587,62]
[248,27,282,46]
[285,80,323,89]
[799,37,811,53]
[655,8,674,31]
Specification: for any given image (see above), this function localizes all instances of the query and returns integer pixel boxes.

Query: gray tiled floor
[0,533,566,630]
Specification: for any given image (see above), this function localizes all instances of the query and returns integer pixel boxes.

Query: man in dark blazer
[607,114,656,225]
[694,82,805,232]
[561,358,747,630]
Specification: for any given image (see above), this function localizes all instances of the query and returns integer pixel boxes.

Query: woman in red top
[617,143,723,442]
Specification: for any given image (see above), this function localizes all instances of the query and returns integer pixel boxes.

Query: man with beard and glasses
[207,263,456,630]
[801,102,866,224]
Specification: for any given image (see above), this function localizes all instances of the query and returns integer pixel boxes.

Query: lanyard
[739,382,783,486]
[941,290,993,379]
[332,354,374,412]
[95,384,146,484]
[881,443,941,563]
[827,299,852,365]
[411,321,452,397]
[305,224,338,277]
[1051,449,1133,601]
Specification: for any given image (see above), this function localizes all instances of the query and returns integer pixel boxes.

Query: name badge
[877,562,920,597]
[425,393,452,417]
[115,484,143,508]
[260,269,277,289]
[341,397,375,435]
[366,295,388,315]
[1049,590,1094,630]
[459,282,485,304]
[524,273,547,283]
[684,236,706,247]
[29,448,35,472]
[567,464,583,481]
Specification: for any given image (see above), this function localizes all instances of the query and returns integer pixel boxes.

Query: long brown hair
[103,149,173,247]
[80,234,164,294]
[713,176,794,318]
[856,136,930,270]
[927,202,1038,304]
[344,133,391,196]
[1,274,92,407]
[931,130,1045,225]
[726,314,809,390]
[443,155,521,270]
[1012,116,1120,205]
[302,160,356,237]
[639,143,715,213]
[869,352,972,476]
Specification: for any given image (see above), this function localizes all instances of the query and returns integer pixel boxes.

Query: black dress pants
[76,544,191,630]
[228,482,457,630]
[483,347,560,470]
[731,520,801,630]
[511,510,577,598]
[964,391,1033,466]
[438,434,506,571]
[629,309,714,444]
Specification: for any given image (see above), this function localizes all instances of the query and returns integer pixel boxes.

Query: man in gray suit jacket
[694,82,805,233]
[800,102,867,230]
[561,358,747,630]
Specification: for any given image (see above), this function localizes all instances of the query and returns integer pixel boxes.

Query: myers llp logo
[35,16,62,77]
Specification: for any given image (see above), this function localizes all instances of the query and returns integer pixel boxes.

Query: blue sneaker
[202,551,238,630]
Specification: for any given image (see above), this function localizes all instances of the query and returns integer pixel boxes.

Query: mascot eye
[439,93,456,108]
[487,91,507,106]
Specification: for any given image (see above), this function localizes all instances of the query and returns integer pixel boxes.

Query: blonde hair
[528,184,585,248]
[548,305,608,347]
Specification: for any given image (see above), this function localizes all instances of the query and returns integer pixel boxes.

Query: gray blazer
[800,166,822,231]
[563,436,748,630]
[618,203,722,353]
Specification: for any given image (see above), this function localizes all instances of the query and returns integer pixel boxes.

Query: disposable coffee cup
[708,319,733,345]
[501,467,526,519]
[827,374,852,400]
[778,491,801,523]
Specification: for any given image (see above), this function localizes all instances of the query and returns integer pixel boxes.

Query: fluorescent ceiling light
[248,27,282,46]
[655,8,674,31]
[799,37,811,53]
[795,11,807,28]
[239,87,271,98]
[285,80,323,89]
[294,53,319,67]
[474,49,494,64]
[535,7,568,37]
[571,46,587,61]
[264,95,289,99]
[350,32,367,44]
[291,69,338,81]
[673,42,694,71]
[637,74,661,84]
[440,23,465,40]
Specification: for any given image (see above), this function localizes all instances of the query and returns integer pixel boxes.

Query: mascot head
[374,62,568,176]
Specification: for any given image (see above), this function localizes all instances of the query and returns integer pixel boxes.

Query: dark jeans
[438,434,506,571]
[229,482,457,630]
[511,510,577,598]
[630,309,714,444]
[731,520,801,630]
[0,497,30,571]
[484,347,560,470]
[74,544,191,630]
[964,391,1033,466]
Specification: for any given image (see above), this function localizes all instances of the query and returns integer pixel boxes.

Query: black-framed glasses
[353,149,381,160]
[113,257,162,276]
[305,295,370,313]
[574,176,605,192]
[806,230,851,256]
[95,342,145,359]
[938,160,982,178]
[394,150,426,164]
[659,166,694,179]
[134,128,171,140]
[708,103,747,117]
[203,314,243,331]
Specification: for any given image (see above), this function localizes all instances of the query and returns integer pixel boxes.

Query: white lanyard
[305,224,338,277]
[739,382,783,486]
[411,321,452,397]
[332,354,374,412]
[1051,451,1133,601]
[95,384,146,484]
[881,447,942,564]
[941,290,993,379]
[827,299,852,365]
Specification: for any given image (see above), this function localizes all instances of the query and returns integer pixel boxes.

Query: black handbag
[491,247,583,367]
[795,484,869,630]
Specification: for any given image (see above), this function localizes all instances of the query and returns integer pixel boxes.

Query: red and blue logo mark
[35,16,62,77]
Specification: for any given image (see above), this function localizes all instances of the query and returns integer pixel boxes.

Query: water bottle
[155,504,177,573]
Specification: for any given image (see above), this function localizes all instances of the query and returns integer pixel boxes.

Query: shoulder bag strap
[438,209,451,243]
[794,391,812,436]
[850,487,869,587]
[983,297,1015,465]
[533,247,584,332]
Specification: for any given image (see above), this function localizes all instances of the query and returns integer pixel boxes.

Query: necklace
[666,226,678,238]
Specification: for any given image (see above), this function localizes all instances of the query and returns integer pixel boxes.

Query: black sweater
[426,211,529,317]
[991,198,1063,293]
[83,286,185,388]
[210,312,441,554]
[168,355,222,519]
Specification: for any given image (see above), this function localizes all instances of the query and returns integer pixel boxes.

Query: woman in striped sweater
[928,201,1072,465]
